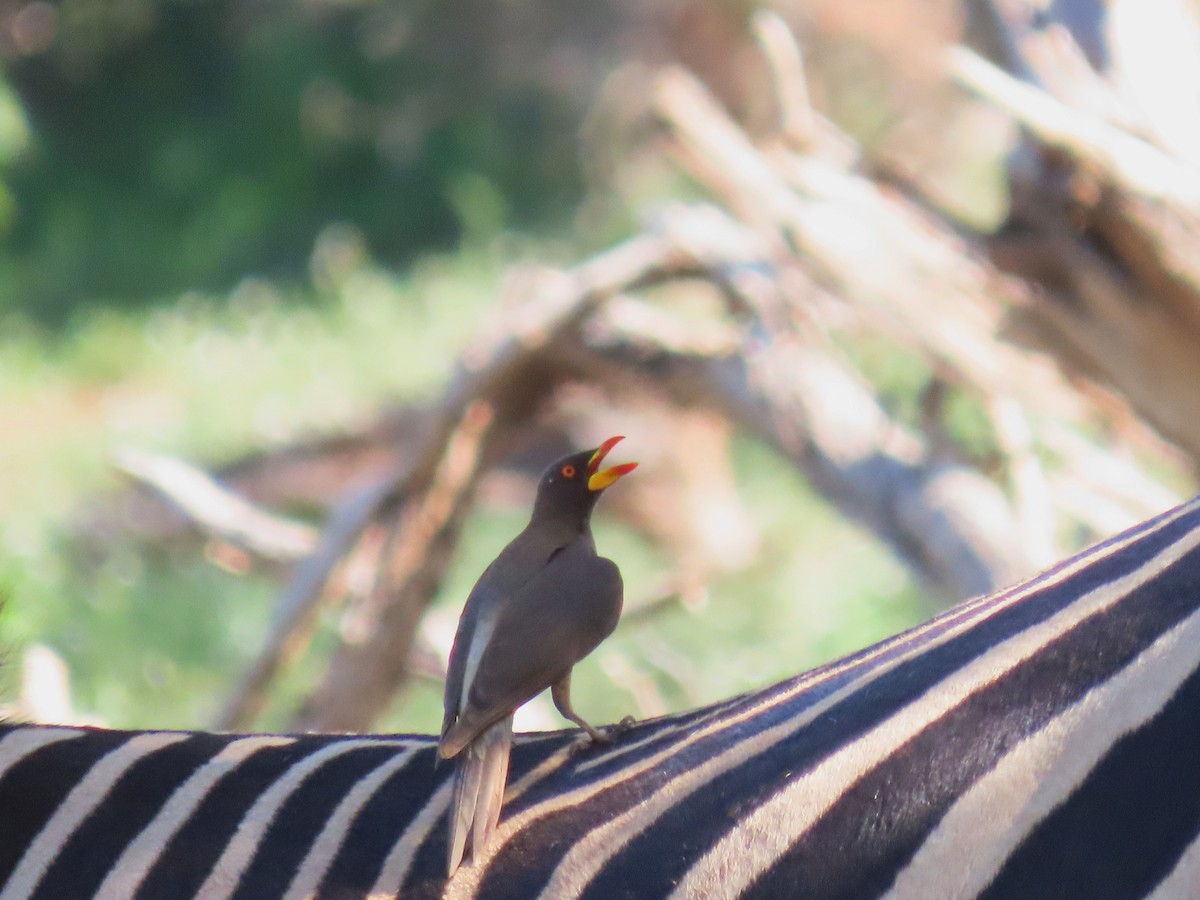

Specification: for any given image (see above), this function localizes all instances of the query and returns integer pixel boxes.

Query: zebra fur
[3,496,1200,897]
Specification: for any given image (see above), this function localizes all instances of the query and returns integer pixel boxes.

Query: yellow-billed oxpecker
[438,435,638,875]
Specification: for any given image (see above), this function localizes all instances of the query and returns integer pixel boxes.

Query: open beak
[587,435,638,492]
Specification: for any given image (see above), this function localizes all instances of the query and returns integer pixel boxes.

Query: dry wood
[113,448,318,562]
[952,6,1200,465]
[560,206,1032,600]
[289,401,495,731]
[653,66,1099,432]
[214,471,400,729]
[948,46,1200,206]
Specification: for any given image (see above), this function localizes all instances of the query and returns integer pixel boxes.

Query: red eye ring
[561,464,576,478]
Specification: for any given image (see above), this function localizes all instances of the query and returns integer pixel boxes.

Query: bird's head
[531,435,637,527]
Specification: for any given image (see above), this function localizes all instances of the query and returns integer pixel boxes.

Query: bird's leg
[551,673,611,745]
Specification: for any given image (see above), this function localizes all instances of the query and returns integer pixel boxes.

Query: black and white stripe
[5,497,1200,898]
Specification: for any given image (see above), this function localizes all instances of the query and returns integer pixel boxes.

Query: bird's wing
[439,542,623,757]
[441,578,483,740]
[440,541,538,741]
[441,628,471,740]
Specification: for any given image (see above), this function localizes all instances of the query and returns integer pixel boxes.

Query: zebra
[5,495,1200,898]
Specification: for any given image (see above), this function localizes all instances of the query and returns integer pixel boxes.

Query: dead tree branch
[563,206,1033,600]
[954,4,1200,467]
[218,230,698,731]
[214,472,399,729]
[289,401,496,731]
[113,447,317,562]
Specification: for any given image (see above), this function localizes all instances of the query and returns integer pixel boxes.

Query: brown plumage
[438,435,637,876]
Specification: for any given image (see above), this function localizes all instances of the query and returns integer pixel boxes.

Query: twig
[947,45,1200,207]
[114,447,317,562]
[751,10,815,147]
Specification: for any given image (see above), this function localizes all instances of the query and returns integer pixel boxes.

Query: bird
[438,435,638,876]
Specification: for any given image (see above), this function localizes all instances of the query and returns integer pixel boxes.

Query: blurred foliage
[0,0,990,729]
[0,0,630,323]
[0,0,1000,326]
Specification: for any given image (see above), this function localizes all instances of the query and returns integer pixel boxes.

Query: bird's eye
[560,464,576,478]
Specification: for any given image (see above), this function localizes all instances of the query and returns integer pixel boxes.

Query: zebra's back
[5,497,1200,898]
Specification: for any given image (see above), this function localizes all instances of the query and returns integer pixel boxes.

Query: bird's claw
[573,716,635,754]
[582,727,612,747]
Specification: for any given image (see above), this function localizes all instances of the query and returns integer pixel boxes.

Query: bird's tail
[447,715,514,877]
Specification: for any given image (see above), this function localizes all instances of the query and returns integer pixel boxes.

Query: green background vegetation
[0,1,934,733]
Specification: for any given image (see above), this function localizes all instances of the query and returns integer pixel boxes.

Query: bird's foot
[573,716,636,753]
[581,724,612,746]
[597,715,636,742]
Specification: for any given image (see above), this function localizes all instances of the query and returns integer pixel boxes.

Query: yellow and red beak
[587,435,638,491]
